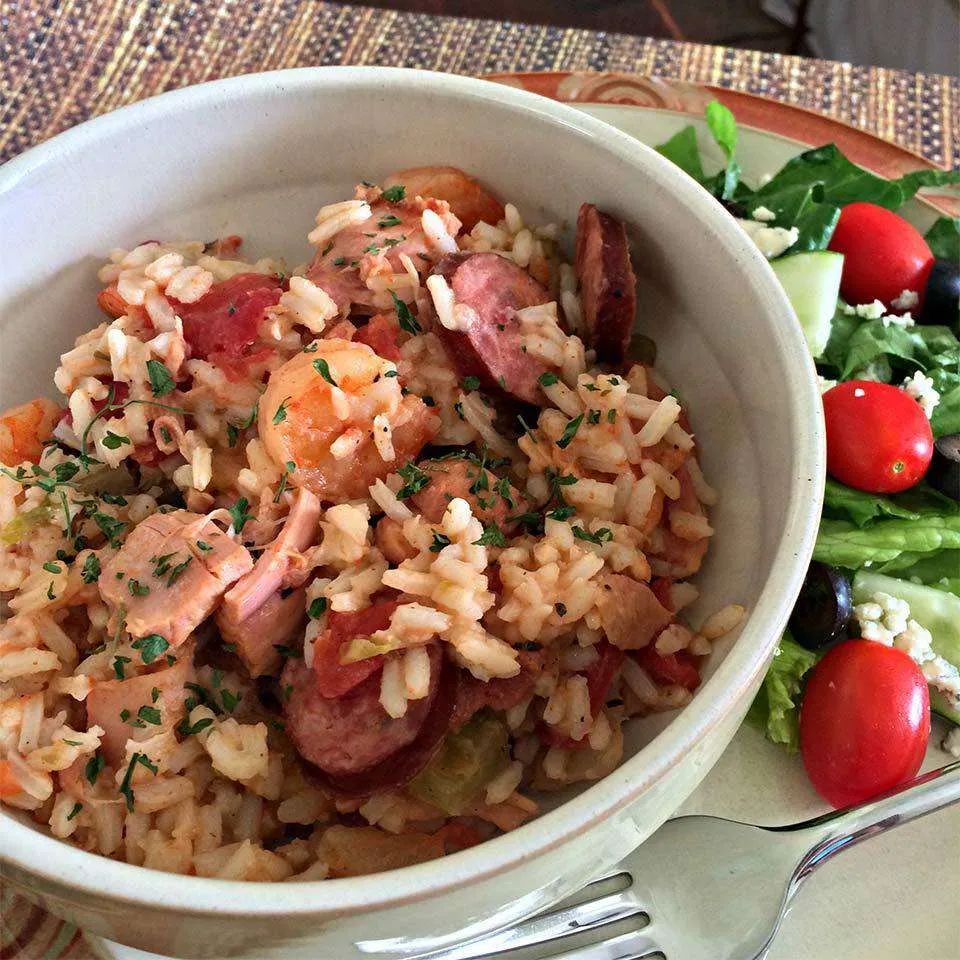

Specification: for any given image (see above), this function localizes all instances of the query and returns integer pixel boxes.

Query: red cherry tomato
[823,380,933,493]
[828,202,934,309]
[800,639,929,808]
[176,273,282,362]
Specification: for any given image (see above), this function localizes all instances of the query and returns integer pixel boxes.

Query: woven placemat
[2,0,957,168]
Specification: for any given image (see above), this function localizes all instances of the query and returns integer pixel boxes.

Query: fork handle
[778,758,960,879]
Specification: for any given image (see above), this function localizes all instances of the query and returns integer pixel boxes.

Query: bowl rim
[0,64,825,918]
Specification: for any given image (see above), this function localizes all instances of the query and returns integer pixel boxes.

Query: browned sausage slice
[431,252,551,404]
[575,204,637,364]
[282,644,442,779]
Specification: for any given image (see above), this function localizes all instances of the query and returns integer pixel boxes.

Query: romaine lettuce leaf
[895,169,960,205]
[877,549,960,594]
[704,101,740,200]
[929,368,960,438]
[655,126,705,182]
[822,478,923,527]
[925,216,960,261]
[814,515,960,568]
[840,320,959,379]
[746,633,819,751]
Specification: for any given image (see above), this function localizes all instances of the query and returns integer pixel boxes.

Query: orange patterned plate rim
[486,71,957,218]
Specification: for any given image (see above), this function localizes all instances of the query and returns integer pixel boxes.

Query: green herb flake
[572,526,613,545]
[146,359,176,396]
[312,358,338,386]
[462,376,481,393]
[473,522,507,548]
[42,561,61,575]
[101,431,130,451]
[587,409,601,425]
[396,461,430,500]
[389,290,422,335]
[131,634,170,664]
[228,497,252,534]
[138,705,162,725]
[430,532,452,553]
[538,372,559,387]
[93,512,126,547]
[381,184,406,202]
[128,578,150,597]
[308,596,328,619]
[221,689,241,713]
[378,214,403,228]
[272,397,291,425]
[332,256,347,267]
[112,655,132,680]
[84,754,104,785]
[165,556,193,587]
[66,802,83,821]
[556,414,584,449]
[196,540,213,552]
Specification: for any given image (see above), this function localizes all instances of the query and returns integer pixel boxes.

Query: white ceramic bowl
[0,66,824,959]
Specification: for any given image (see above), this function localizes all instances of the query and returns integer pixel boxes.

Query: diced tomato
[540,641,624,750]
[0,399,61,466]
[649,577,673,612]
[0,760,22,798]
[312,598,400,698]
[632,646,701,690]
[355,313,403,362]
[175,273,281,362]
[208,346,277,383]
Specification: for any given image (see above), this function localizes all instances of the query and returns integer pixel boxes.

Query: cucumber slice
[853,571,960,725]
[770,251,844,359]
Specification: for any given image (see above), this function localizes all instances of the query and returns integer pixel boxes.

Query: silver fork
[413,760,960,960]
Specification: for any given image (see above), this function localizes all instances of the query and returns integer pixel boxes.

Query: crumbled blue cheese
[751,205,777,222]
[901,370,940,418]
[882,311,916,329]
[890,288,919,311]
[736,218,799,258]
[855,591,960,708]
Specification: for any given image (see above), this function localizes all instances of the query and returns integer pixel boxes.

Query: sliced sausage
[431,252,551,404]
[86,652,195,765]
[575,204,637,364]
[411,457,526,531]
[452,646,546,728]
[382,166,505,232]
[98,511,253,647]
[595,573,672,650]
[283,643,446,784]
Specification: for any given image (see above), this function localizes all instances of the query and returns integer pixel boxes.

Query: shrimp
[258,338,439,501]
[0,398,60,466]
[381,166,505,232]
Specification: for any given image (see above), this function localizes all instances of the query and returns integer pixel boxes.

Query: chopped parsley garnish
[280,683,294,702]
[453,401,465,420]
[66,802,83,821]
[332,256,347,267]
[137,705,162,725]
[165,556,193,587]
[196,540,213,552]
[607,409,617,423]
[273,644,301,658]
[152,552,175,578]
[384,369,398,378]
[546,504,576,521]
[46,581,56,600]
[226,405,258,447]
[538,371,559,387]
[274,460,296,504]
[307,596,328,619]
[184,681,223,716]
[146,359,176,396]
[381,184,406,202]
[131,634,170,664]
[555,602,568,617]
[378,214,402,228]
[93,512,126,547]
[101,431,130,450]
[159,425,172,444]
[430,532,451,553]
[473,522,507,548]
[42,561,61,575]
[228,497,253,534]
[272,397,291,425]
[556,414,584,449]
[494,476,514,508]
[362,243,380,254]
[112,655,132,679]
[84,754,104,785]
[220,688,242,713]
[572,526,613,545]
[119,752,158,812]
[128,578,149,597]
[178,716,215,736]
[462,376,481,393]
[587,409,601,425]
[312,358,338,386]
[389,290,421,335]
[99,492,128,506]
[395,461,429,500]
[583,382,599,392]
[321,240,335,257]
[151,687,160,703]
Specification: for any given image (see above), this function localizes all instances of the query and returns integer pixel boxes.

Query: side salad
[656,103,960,808]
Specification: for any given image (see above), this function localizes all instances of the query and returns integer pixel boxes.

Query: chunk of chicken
[217,587,307,679]
[85,651,195,765]
[98,511,253,647]
[595,573,672,650]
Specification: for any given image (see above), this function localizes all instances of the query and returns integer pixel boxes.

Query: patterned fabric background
[2,0,958,168]
[0,2,957,958]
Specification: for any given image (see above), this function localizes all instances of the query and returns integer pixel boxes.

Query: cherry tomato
[828,202,934,309]
[823,380,933,493]
[800,639,929,808]
[176,273,282,362]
